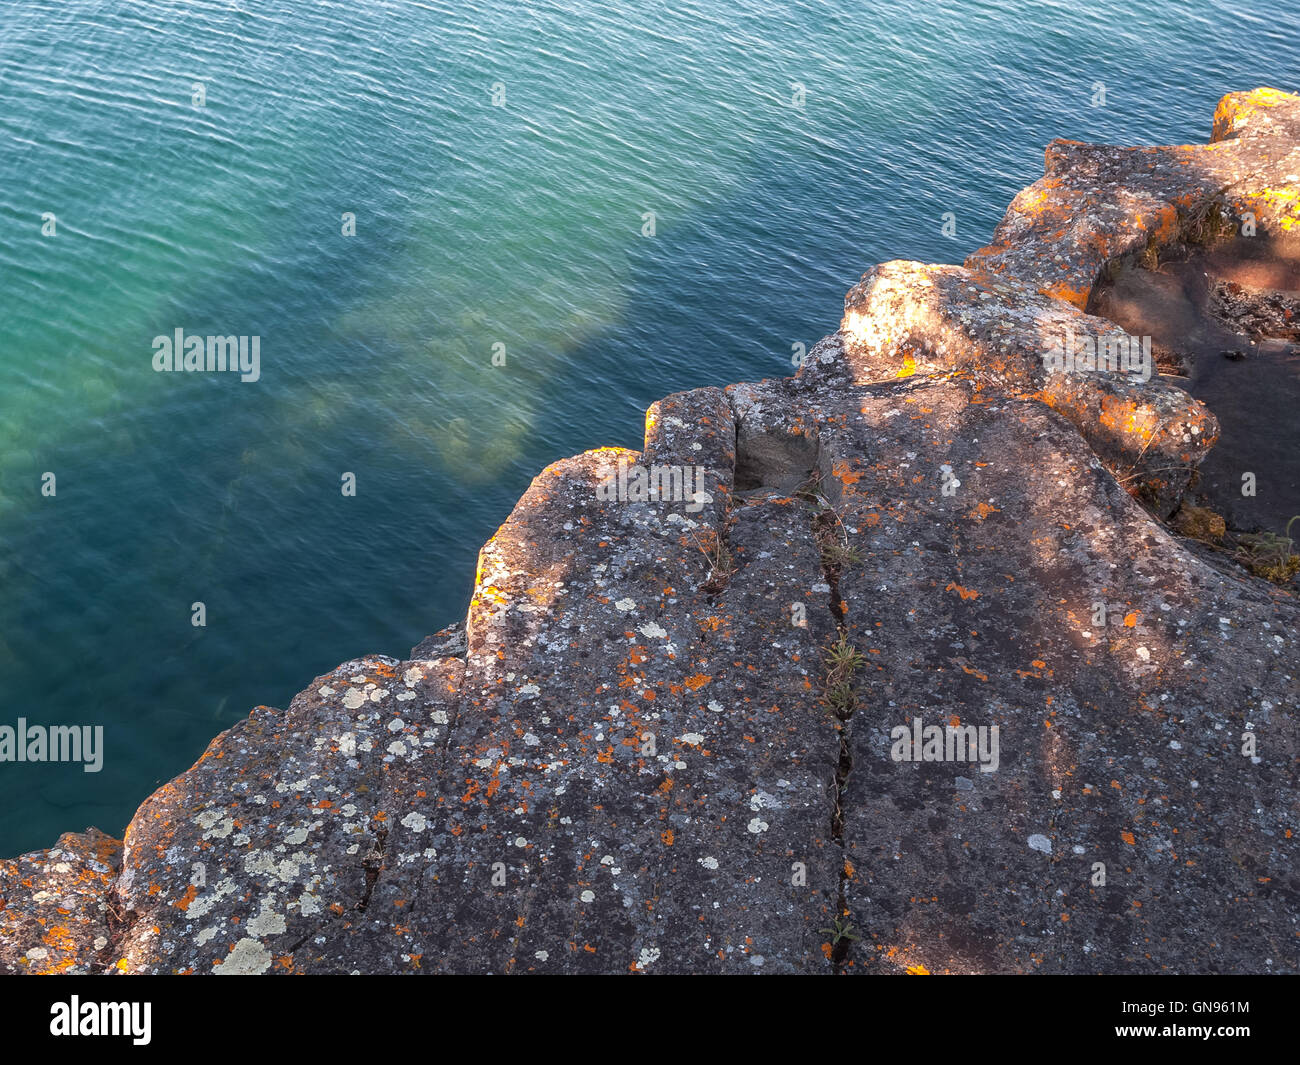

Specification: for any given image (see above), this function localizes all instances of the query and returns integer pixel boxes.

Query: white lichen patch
[246,899,287,938]
[187,876,237,920]
[216,938,272,975]
[194,808,231,834]
[243,850,310,884]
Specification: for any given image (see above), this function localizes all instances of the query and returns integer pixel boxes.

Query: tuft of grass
[691,526,734,592]
[820,541,862,568]
[822,634,866,718]
[824,633,866,673]
[1235,516,1300,583]
[826,679,855,714]
[797,470,862,572]
[1183,198,1236,247]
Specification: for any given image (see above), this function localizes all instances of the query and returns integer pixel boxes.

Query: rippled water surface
[1,0,1297,853]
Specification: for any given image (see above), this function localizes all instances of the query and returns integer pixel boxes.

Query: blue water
[0,0,1296,856]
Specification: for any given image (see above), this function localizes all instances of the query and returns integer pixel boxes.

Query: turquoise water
[1,0,1296,856]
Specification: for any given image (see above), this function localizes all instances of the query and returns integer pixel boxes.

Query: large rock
[834,262,1218,516]
[0,829,121,974]
[966,86,1300,309]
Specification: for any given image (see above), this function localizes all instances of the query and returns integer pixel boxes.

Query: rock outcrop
[3,90,1297,975]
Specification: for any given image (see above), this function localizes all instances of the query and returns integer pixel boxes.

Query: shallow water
[2,0,1298,854]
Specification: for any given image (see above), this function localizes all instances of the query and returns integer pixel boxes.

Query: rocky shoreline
[3,88,1297,974]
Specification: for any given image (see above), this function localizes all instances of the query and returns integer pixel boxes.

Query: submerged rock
[3,89,1298,975]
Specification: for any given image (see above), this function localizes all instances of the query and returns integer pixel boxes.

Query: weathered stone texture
[967,86,1300,309]
[0,829,121,974]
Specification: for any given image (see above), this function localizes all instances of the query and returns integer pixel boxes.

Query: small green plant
[826,678,855,714]
[796,470,862,572]
[1235,516,1300,583]
[1183,198,1235,247]
[819,916,861,945]
[823,634,866,673]
[820,541,862,568]
[691,527,734,590]
[822,635,866,718]
[816,507,860,574]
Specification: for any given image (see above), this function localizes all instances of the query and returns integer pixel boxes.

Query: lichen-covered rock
[2,89,1296,975]
[0,829,122,974]
[966,88,1300,308]
[1213,87,1300,145]
[108,659,463,974]
[1211,88,1300,235]
[814,379,1297,973]
[833,262,1217,516]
